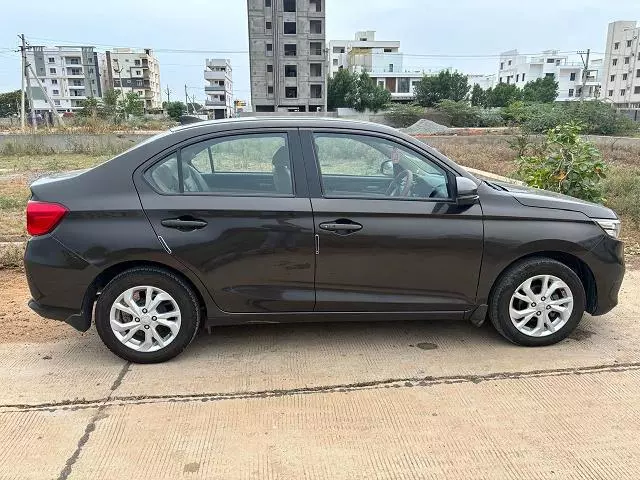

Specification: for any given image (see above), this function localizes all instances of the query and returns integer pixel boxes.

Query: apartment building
[329,31,400,76]
[26,46,102,114]
[100,48,162,110]
[601,21,640,108]
[247,0,327,112]
[204,59,233,119]
[496,50,602,101]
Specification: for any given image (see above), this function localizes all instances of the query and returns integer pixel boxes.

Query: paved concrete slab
[67,368,640,480]
[0,407,98,480]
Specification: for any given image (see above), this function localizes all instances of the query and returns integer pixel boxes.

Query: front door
[303,130,484,313]
[136,129,315,314]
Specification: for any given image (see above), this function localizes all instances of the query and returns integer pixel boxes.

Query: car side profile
[25,118,625,363]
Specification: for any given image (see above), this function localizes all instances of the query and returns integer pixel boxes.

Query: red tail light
[26,201,68,236]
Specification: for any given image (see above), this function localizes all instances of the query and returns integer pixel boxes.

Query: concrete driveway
[1,270,640,480]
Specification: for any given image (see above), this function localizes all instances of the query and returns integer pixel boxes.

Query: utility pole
[19,34,26,131]
[165,86,171,103]
[323,46,329,114]
[21,35,36,131]
[28,63,64,127]
[113,59,127,120]
[578,49,591,100]
[184,84,189,114]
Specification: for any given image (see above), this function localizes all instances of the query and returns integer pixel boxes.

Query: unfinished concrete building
[247,0,326,112]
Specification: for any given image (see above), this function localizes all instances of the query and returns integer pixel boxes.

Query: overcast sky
[0,0,638,105]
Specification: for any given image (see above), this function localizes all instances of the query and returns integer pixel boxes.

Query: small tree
[121,91,144,117]
[517,123,607,203]
[384,103,425,128]
[166,101,186,121]
[486,83,522,107]
[102,88,120,118]
[522,76,558,103]
[414,70,470,107]
[327,68,357,111]
[78,97,100,117]
[0,90,25,117]
[470,84,486,107]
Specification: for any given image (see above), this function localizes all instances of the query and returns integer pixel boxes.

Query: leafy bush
[516,123,607,203]
[476,108,505,127]
[436,101,505,128]
[384,103,425,128]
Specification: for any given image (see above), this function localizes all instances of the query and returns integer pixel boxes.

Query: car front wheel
[95,267,201,363]
[489,258,586,346]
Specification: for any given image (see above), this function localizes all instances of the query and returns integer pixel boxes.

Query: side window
[312,133,450,200]
[146,134,293,196]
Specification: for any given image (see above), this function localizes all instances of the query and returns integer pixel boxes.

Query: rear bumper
[27,299,91,332]
[586,235,625,316]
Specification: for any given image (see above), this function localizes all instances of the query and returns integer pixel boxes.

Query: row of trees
[78,90,192,121]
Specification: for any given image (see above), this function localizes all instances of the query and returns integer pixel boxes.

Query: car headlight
[594,218,621,239]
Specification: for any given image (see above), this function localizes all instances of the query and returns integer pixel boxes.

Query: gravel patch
[401,119,452,135]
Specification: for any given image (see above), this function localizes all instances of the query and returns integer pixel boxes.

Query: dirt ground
[1,269,640,479]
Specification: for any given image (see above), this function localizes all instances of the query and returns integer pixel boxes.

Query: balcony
[205,70,228,80]
[205,85,226,92]
[205,99,226,106]
[68,85,85,90]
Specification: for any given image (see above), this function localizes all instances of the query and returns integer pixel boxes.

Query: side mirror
[380,160,394,177]
[456,177,479,206]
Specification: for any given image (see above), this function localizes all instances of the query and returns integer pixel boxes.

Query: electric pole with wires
[578,49,591,100]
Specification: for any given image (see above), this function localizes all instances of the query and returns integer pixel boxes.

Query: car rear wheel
[489,258,586,346]
[95,267,201,363]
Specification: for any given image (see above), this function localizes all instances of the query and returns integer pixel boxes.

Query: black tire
[95,267,201,363]
[489,257,586,346]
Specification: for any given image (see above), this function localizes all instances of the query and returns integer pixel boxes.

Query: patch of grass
[0,154,110,172]
[0,243,24,270]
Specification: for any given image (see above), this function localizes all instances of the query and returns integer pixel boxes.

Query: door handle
[319,221,363,233]
[161,218,208,230]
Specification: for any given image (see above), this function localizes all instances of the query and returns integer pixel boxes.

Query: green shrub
[603,168,640,223]
[516,123,607,203]
[437,100,481,127]
[384,103,425,128]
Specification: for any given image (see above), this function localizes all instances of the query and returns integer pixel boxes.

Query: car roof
[169,116,400,135]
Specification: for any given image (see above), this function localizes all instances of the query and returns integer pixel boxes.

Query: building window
[267,64,273,73]
[310,42,322,55]
[285,65,297,77]
[283,0,296,11]
[570,72,576,81]
[614,42,620,50]
[310,63,322,77]
[627,40,633,47]
[284,44,297,56]
[135,59,141,66]
[266,43,273,56]
[611,74,616,81]
[516,74,519,82]
[637,69,640,78]
[265,0,271,6]
[623,73,628,80]
[265,21,272,30]
[283,22,297,35]
[267,86,274,95]
[51,79,58,85]
[136,80,143,86]
[521,73,525,82]
[49,68,56,74]
[333,58,338,66]
[635,86,640,94]
[54,100,60,106]
[546,58,555,63]
[625,57,630,64]
[545,73,554,78]
[48,57,55,63]
[499,77,503,83]
[508,60,512,66]
[613,58,618,66]
[500,62,504,69]
[309,0,321,11]
[568,89,574,97]
[388,63,394,72]
[384,48,392,53]
[310,84,322,98]
[621,89,626,96]
[52,89,59,95]
[398,77,410,93]
[285,86,297,98]
[310,20,322,34]
[608,90,613,96]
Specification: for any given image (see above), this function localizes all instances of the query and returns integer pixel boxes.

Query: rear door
[135,128,316,314]
[301,129,484,314]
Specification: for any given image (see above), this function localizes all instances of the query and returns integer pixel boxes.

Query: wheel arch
[83,260,211,326]
[487,251,597,314]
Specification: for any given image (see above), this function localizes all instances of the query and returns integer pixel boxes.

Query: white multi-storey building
[496,49,602,101]
[26,46,103,114]
[601,20,640,108]
[204,59,233,119]
[100,48,162,110]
